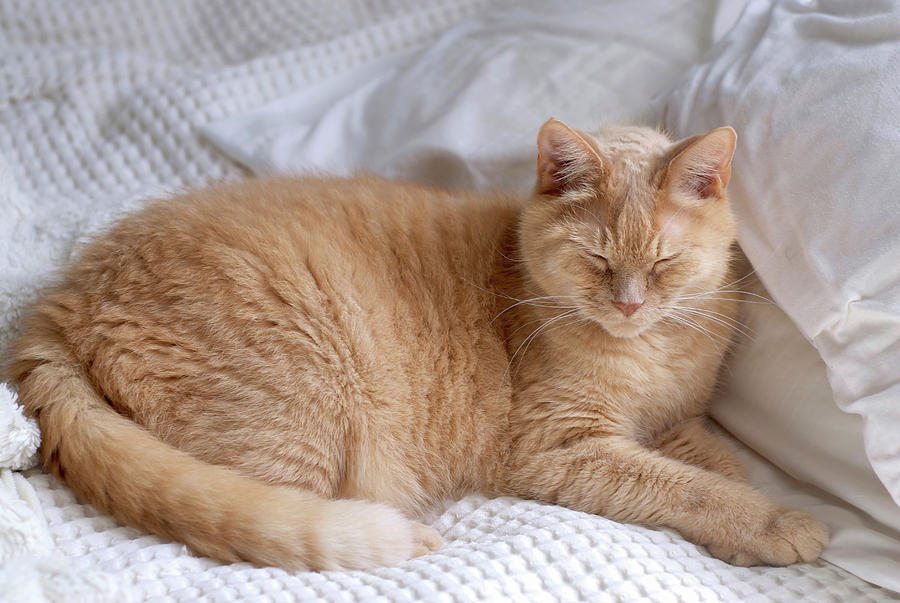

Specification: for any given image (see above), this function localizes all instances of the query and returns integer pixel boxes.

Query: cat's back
[69,174,519,331]
[35,174,520,507]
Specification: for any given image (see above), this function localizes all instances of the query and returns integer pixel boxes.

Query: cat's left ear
[665,126,736,205]
[536,118,605,195]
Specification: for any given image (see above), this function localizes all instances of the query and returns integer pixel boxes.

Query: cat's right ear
[536,118,605,196]
[664,126,736,206]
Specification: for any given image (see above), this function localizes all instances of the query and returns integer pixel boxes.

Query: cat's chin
[581,309,655,339]
[599,320,652,339]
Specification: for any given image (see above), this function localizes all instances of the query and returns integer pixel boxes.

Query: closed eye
[653,255,679,271]
[583,249,608,270]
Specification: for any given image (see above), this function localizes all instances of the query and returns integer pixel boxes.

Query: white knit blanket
[0,1,896,601]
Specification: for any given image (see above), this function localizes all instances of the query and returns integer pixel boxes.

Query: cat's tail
[7,328,441,570]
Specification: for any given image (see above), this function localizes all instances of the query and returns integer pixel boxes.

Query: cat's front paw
[706,507,828,566]
[760,508,829,565]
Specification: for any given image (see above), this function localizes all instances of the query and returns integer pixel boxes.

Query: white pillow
[664,0,900,589]
[714,280,900,591]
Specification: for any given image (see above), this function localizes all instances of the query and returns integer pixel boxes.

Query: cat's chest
[529,329,726,435]
[592,343,704,404]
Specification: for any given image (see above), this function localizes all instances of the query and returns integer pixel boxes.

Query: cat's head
[519,119,737,338]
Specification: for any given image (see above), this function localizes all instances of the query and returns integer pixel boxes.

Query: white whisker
[664,311,735,345]
[678,295,771,305]
[572,203,604,225]
[462,277,581,310]
[490,295,581,323]
[680,289,773,304]
[504,308,581,380]
[665,306,754,341]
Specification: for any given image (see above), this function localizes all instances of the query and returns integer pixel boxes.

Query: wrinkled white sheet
[203,0,717,192]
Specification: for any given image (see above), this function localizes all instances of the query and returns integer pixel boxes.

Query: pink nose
[613,301,643,317]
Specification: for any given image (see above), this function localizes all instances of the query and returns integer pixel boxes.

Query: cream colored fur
[6,120,828,570]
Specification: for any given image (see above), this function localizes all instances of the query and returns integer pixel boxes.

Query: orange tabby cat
[6,119,828,570]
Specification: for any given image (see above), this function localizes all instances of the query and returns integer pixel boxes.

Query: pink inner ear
[537,126,564,166]
[688,172,718,199]
[672,169,721,203]
[537,147,566,194]
[668,127,736,202]
[536,119,604,195]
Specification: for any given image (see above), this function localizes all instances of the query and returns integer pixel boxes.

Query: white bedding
[1,0,897,601]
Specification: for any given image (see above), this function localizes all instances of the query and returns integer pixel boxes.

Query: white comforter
[0,0,896,600]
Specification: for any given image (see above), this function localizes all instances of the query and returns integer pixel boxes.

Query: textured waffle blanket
[0,0,896,601]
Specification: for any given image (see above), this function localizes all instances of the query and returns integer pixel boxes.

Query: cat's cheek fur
[528,242,594,306]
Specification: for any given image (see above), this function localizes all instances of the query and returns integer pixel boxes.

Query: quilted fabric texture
[24,470,896,602]
[0,1,897,601]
